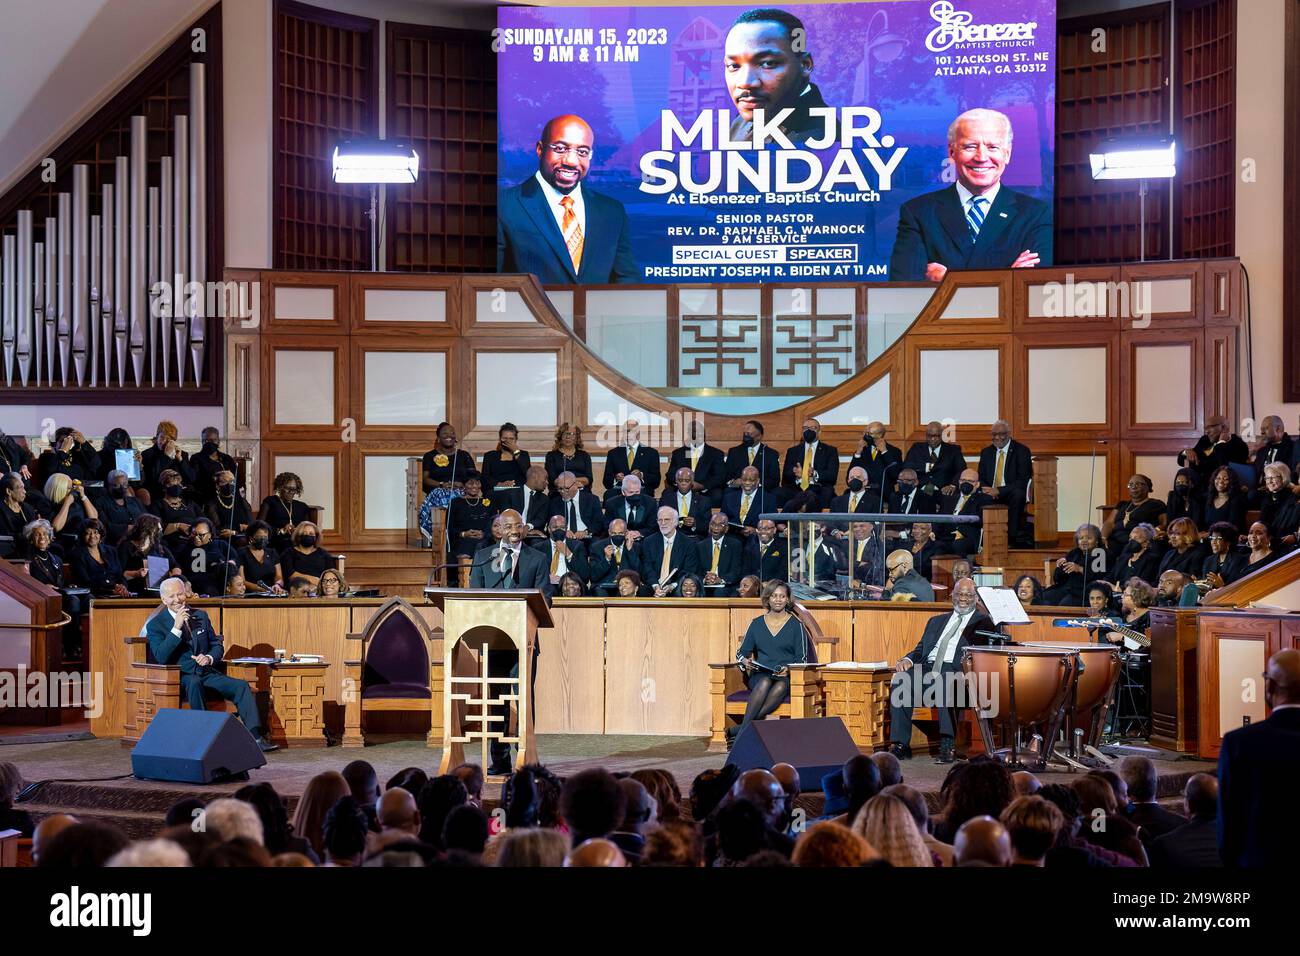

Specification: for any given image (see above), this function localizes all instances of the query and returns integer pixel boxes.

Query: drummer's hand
[1104,631,1122,645]
[895,658,913,672]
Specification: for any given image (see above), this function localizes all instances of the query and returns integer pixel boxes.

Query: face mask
[1124,541,1141,553]
[898,481,916,494]
[803,429,818,444]
[742,434,755,447]
[165,484,182,497]
[202,442,219,456]
[300,535,317,548]
[847,478,864,493]
[551,528,567,542]
[1176,483,1191,494]
[959,481,975,495]
[610,534,626,547]
[109,486,127,499]
[217,483,233,496]
[252,536,269,548]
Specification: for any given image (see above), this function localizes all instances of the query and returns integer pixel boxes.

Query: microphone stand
[877,460,901,586]
[1082,439,1106,611]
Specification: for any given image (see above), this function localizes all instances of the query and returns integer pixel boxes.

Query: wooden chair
[120,635,237,746]
[343,597,441,747]
[708,603,835,749]
[0,829,23,867]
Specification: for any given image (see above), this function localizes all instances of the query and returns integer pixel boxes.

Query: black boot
[887,743,913,760]
[934,737,955,764]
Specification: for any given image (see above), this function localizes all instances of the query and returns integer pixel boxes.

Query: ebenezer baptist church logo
[925,0,1039,53]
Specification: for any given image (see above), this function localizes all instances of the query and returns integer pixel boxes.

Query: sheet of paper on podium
[976,586,1030,625]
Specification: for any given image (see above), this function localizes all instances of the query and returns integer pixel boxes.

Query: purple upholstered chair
[343,597,439,747]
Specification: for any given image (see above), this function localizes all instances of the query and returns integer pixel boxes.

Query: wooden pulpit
[424,588,553,775]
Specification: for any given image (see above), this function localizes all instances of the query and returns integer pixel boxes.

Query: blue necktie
[967,196,986,243]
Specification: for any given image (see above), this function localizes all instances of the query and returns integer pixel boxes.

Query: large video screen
[495,0,1056,285]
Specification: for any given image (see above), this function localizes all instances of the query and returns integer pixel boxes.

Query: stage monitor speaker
[131,710,266,784]
[725,717,860,791]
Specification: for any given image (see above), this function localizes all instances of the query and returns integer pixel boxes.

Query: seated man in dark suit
[1148,774,1220,868]
[527,514,592,597]
[937,468,990,558]
[639,507,702,597]
[496,114,637,285]
[145,577,276,752]
[1249,415,1294,494]
[1119,755,1187,848]
[602,420,662,500]
[829,466,874,515]
[743,518,787,582]
[834,521,884,589]
[887,578,992,763]
[724,420,780,495]
[796,521,841,591]
[978,421,1034,547]
[697,513,744,597]
[1177,414,1250,489]
[848,422,902,496]
[468,509,550,775]
[511,464,551,534]
[722,465,766,537]
[778,417,839,511]
[888,108,1051,282]
[588,518,642,592]
[888,468,940,519]
[549,470,606,540]
[904,421,966,496]
[1217,648,1300,867]
[667,420,726,509]
[660,467,711,538]
[603,474,657,536]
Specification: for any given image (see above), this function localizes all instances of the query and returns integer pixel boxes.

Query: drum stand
[972,652,1073,772]
[1107,652,1150,741]
[1047,650,1120,770]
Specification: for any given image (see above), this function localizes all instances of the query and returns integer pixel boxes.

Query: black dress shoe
[257,735,279,753]
[887,743,913,760]
[486,762,513,777]
[934,739,955,764]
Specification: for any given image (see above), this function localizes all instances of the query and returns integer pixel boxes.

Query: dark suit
[721,487,766,532]
[509,486,550,533]
[836,535,885,588]
[467,542,549,769]
[829,489,876,515]
[724,442,780,492]
[602,446,663,497]
[604,493,657,535]
[666,444,726,508]
[527,538,591,596]
[848,444,903,493]
[936,490,991,557]
[1177,433,1249,486]
[888,488,940,519]
[696,534,743,594]
[889,608,994,744]
[903,441,967,494]
[497,176,637,284]
[659,489,711,538]
[1148,816,1220,867]
[779,442,840,510]
[548,490,606,538]
[888,183,1053,281]
[743,537,788,582]
[1217,707,1300,867]
[978,440,1034,544]
[144,606,260,736]
[799,538,841,590]
[638,532,701,589]
[1126,802,1188,848]
[588,538,642,590]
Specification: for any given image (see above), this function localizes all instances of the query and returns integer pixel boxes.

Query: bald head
[954,816,1012,867]
[565,838,627,868]
[1184,773,1219,819]
[733,768,785,826]
[537,115,594,194]
[1266,648,1300,707]
[33,814,78,863]
[1012,771,1041,796]
[771,763,801,800]
[378,787,419,834]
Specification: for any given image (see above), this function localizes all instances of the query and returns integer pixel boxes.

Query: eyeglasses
[546,143,592,159]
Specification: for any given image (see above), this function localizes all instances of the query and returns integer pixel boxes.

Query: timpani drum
[1025,642,1122,756]
[962,645,1076,769]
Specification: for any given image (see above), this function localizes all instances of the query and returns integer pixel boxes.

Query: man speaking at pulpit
[469,509,548,774]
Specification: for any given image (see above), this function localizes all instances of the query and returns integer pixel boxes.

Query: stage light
[331,140,419,184]
[1089,137,1177,181]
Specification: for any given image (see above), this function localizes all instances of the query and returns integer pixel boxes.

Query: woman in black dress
[278,521,334,588]
[1201,521,1247,591]
[1257,462,1300,545]
[422,422,476,497]
[446,473,495,563]
[544,422,594,492]
[1103,475,1167,558]
[151,468,201,552]
[1043,524,1110,607]
[0,474,37,555]
[1111,522,1162,588]
[1243,521,1288,576]
[1157,518,1208,577]
[117,515,183,595]
[238,520,284,591]
[258,472,311,553]
[1165,468,1203,527]
[44,473,98,539]
[205,468,252,541]
[480,423,532,492]
[70,519,129,597]
[1200,466,1248,534]
[728,581,807,743]
[24,519,84,656]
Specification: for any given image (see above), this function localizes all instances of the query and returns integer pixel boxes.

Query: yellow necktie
[660,537,673,582]
[711,540,721,574]
[849,492,859,512]
[806,541,816,581]
[691,447,700,471]
[560,196,584,273]
[857,539,866,562]
[550,545,561,576]
[739,493,751,522]
[679,493,687,514]
[994,448,1005,488]
[748,446,756,464]
[800,445,812,490]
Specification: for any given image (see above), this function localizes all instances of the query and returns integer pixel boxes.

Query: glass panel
[274,455,334,530]
[274,350,334,425]
[475,289,537,323]
[364,351,446,426]
[586,289,668,388]
[363,288,446,322]
[364,455,409,529]
[476,352,557,426]
[941,286,1000,319]
[274,286,334,321]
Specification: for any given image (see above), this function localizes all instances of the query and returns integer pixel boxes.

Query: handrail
[0,614,71,630]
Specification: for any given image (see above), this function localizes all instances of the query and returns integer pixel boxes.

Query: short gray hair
[947,108,1013,151]
[22,518,53,542]
[203,797,265,845]
[107,839,192,867]
[106,469,129,484]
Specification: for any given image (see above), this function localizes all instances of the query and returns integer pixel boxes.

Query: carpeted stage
[7,735,1215,838]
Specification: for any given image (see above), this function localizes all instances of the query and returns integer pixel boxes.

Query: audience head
[756,517,777,543]
[442,804,489,857]
[853,793,931,867]
[656,506,678,536]
[630,768,682,823]
[554,422,582,451]
[1000,796,1063,866]
[954,815,1012,866]
[881,784,931,838]
[564,837,627,867]
[318,568,346,597]
[501,764,563,829]
[1266,648,1300,708]
[378,787,420,835]
[1071,775,1117,819]
[1014,574,1043,605]
[1184,773,1218,820]
[737,574,761,598]
[291,521,320,550]
[1011,771,1041,796]
[1086,582,1112,615]
[990,420,1011,448]
[32,814,78,864]
[1088,769,1128,808]
[1036,783,1082,839]
[641,819,704,867]
[561,768,627,844]
[39,822,130,868]
[621,474,642,497]
[341,759,380,810]
[1117,756,1158,804]
[951,560,974,582]
[1247,521,1272,552]
[690,765,740,822]
[617,778,656,836]
[792,822,878,867]
[233,783,296,853]
[495,829,569,867]
[940,758,1013,834]
[525,464,548,492]
[870,751,903,788]
[203,798,264,846]
[453,763,484,805]
[322,796,370,866]
[417,775,469,849]
[614,569,642,596]
[732,768,787,831]
[107,838,190,868]
[1208,521,1238,555]
[677,573,703,598]
[842,755,882,822]
[886,549,913,582]
[292,770,350,856]
[674,467,694,493]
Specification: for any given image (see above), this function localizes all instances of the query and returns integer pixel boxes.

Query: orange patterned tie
[560,196,584,274]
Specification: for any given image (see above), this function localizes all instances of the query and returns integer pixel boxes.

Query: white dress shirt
[955,179,1001,230]
[927,608,974,666]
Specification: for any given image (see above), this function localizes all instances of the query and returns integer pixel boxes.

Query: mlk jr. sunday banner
[495,0,1056,285]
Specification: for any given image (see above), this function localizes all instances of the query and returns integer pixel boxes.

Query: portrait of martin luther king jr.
[724,7,832,147]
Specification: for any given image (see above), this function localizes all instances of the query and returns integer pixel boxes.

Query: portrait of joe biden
[888,108,1052,282]
[497,114,638,285]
